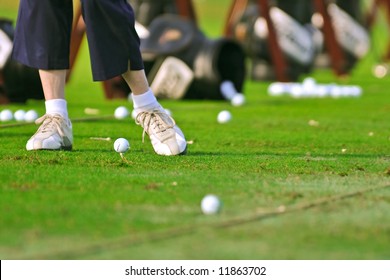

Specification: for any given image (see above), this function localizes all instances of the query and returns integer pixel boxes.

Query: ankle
[132,89,161,114]
[45,99,69,119]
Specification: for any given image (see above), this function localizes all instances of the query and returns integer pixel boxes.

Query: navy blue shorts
[12,0,144,81]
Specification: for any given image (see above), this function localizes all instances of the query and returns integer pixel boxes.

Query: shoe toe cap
[26,135,63,150]
[152,130,187,156]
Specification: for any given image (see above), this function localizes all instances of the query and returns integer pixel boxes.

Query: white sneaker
[26,114,73,151]
[136,108,187,156]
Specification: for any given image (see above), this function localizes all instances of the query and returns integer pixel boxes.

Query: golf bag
[313,0,370,73]
[129,0,246,100]
[0,19,43,103]
[129,0,179,27]
[141,15,246,99]
[228,0,320,81]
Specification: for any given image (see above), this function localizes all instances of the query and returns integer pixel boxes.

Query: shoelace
[136,110,176,142]
[35,114,66,137]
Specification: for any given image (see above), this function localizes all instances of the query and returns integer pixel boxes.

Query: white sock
[131,89,161,114]
[45,99,68,119]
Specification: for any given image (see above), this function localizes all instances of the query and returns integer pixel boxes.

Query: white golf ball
[231,93,245,106]
[0,109,13,122]
[131,109,138,120]
[201,194,222,215]
[372,64,388,78]
[220,80,237,100]
[314,85,329,98]
[114,106,129,119]
[330,85,342,98]
[350,85,362,97]
[114,138,130,153]
[24,110,39,122]
[302,78,317,97]
[14,109,26,122]
[268,82,287,96]
[340,86,352,97]
[302,77,316,89]
[217,110,232,124]
[290,84,304,98]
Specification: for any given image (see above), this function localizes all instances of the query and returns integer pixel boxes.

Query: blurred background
[0,0,389,104]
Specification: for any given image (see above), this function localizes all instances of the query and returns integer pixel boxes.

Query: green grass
[1,0,390,260]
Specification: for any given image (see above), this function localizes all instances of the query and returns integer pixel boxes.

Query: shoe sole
[179,145,187,155]
[27,145,72,151]
[26,136,73,151]
[61,145,72,151]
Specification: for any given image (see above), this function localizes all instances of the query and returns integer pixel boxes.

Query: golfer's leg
[122,69,149,95]
[12,0,73,70]
[80,0,144,81]
[13,0,71,118]
[12,0,74,150]
[81,0,186,155]
[39,70,67,101]
[26,68,72,151]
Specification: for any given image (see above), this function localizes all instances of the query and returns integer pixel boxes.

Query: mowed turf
[0,1,390,259]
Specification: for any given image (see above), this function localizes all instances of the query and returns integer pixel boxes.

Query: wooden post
[365,0,380,29]
[175,0,198,24]
[66,6,85,83]
[0,71,9,104]
[381,0,390,61]
[313,0,348,76]
[258,0,289,82]
[224,0,249,37]
[365,0,390,62]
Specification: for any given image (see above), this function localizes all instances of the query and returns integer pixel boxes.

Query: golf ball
[0,109,13,122]
[329,85,342,98]
[314,85,329,98]
[302,78,317,97]
[114,138,130,153]
[302,77,316,90]
[24,110,39,122]
[350,85,362,97]
[372,63,388,79]
[290,84,304,98]
[114,106,129,119]
[201,194,222,215]
[217,110,232,124]
[231,93,245,107]
[14,109,26,122]
[131,109,138,120]
[220,80,237,100]
[268,82,287,96]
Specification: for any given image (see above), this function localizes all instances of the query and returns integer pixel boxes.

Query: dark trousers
[12,0,144,81]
